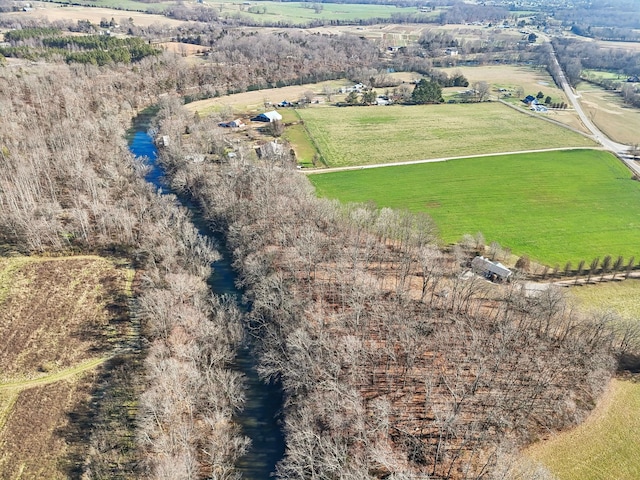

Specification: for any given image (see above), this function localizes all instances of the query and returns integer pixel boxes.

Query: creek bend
[128,110,285,479]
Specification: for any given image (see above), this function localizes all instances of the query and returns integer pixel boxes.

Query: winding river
[128,110,285,479]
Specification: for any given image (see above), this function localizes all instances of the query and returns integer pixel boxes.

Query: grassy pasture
[19,0,428,25]
[576,82,640,146]
[227,1,420,24]
[568,280,640,320]
[0,255,133,479]
[296,103,595,167]
[526,378,640,480]
[284,121,319,167]
[440,64,565,101]
[3,2,186,26]
[309,149,640,265]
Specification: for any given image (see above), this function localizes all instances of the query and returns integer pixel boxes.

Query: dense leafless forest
[0,56,253,478]
[2,12,640,479]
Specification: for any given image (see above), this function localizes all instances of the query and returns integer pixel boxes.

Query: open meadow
[309,149,640,265]
[13,0,432,26]
[526,378,640,480]
[569,279,640,320]
[296,102,595,167]
[185,80,343,115]
[576,82,640,146]
[441,64,566,102]
[0,255,134,479]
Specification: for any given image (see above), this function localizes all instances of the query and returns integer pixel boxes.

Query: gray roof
[471,256,512,279]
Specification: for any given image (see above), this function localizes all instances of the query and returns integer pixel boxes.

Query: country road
[548,49,627,153]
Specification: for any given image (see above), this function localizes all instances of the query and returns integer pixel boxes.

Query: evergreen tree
[411,79,443,104]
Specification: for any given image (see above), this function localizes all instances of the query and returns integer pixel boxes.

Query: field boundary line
[293,108,328,167]
[497,99,595,139]
[303,146,604,174]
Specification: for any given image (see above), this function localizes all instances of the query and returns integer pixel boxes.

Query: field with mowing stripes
[296,103,595,167]
[309,149,640,265]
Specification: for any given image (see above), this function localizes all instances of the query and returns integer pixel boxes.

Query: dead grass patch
[0,255,134,479]
[576,83,640,145]
[185,80,346,116]
[0,256,132,383]
[0,373,98,479]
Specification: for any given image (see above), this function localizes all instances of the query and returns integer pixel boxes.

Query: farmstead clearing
[0,256,136,479]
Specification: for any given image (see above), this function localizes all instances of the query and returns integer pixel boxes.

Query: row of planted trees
[153,96,640,479]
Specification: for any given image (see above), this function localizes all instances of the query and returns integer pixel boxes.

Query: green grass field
[48,0,431,23]
[228,1,425,23]
[309,149,640,265]
[527,378,640,480]
[296,103,595,167]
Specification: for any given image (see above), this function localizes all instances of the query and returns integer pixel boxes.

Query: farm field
[185,80,343,116]
[526,378,640,480]
[221,1,426,24]
[296,102,595,167]
[439,64,589,133]
[568,280,640,320]
[0,255,134,479]
[13,0,433,25]
[440,64,566,102]
[576,82,640,146]
[2,1,186,26]
[308,149,640,265]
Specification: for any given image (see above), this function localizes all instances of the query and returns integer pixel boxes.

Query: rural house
[252,111,282,123]
[471,256,512,282]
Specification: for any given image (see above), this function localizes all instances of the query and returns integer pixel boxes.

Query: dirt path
[302,146,603,174]
[0,356,110,392]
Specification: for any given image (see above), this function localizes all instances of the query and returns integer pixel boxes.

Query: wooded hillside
[154,103,631,478]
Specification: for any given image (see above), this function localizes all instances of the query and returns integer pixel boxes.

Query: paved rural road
[548,46,640,176]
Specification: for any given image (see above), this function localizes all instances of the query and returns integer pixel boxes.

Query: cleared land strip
[303,146,604,174]
[0,356,110,392]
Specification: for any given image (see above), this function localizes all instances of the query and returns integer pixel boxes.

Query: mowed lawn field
[296,103,596,167]
[309,149,640,265]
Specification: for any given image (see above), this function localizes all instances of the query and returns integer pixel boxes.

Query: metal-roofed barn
[471,256,512,282]
[252,111,282,123]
